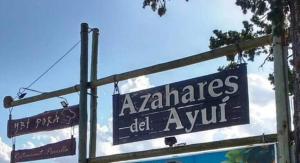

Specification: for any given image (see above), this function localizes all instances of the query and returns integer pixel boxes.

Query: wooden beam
[88,134,277,163]
[3,35,272,108]
[79,22,89,163]
[89,28,99,158]
[273,31,292,162]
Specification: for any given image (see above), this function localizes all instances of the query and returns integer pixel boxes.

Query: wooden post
[10,144,15,163]
[273,32,292,162]
[290,0,300,162]
[79,23,89,163]
[3,35,273,108]
[89,28,99,158]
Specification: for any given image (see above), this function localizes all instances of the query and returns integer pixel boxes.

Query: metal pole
[273,31,292,162]
[79,23,89,163]
[89,28,99,158]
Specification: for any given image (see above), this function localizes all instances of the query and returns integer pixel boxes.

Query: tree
[144,0,300,162]
[223,145,275,163]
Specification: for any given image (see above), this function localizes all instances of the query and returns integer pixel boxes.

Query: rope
[25,40,81,89]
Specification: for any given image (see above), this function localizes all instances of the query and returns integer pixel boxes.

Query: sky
[0,0,279,163]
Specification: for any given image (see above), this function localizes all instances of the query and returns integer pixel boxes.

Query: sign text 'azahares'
[113,64,249,144]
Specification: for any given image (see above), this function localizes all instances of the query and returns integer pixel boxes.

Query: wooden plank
[94,35,272,86]
[88,134,277,163]
[3,35,272,108]
[273,33,292,162]
[79,22,89,163]
[89,28,99,158]
[12,137,76,162]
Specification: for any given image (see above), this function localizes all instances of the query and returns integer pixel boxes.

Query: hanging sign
[7,105,79,138]
[11,137,76,162]
[113,64,249,145]
[137,144,275,163]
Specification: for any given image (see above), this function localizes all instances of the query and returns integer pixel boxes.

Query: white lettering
[138,94,151,112]
[225,76,239,94]
[219,96,229,122]
[201,107,217,124]
[130,118,138,133]
[164,108,184,131]
[151,92,163,109]
[198,82,207,100]
[208,79,223,97]
[119,94,136,116]
[165,85,179,106]
[182,85,195,104]
[185,110,199,132]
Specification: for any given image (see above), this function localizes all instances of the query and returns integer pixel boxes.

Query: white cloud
[104,73,278,156]
[12,73,278,162]
[22,141,35,149]
[0,137,11,163]
[90,73,277,158]
[120,76,153,94]
[248,73,274,106]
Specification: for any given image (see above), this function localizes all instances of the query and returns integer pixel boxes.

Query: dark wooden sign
[7,105,79,138]
[11,137,76,162]
[113,64,249,145]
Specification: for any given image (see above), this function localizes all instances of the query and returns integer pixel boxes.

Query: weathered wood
[7,105,79,138]
[3,35,272,108]
[273,33,292,162]
[12,138,76,162]
[79,23,89,163]
[290,0,300,162]
[88,134,277,163]
[89,28,99,158]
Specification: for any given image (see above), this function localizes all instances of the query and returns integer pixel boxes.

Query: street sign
[137,144,275,163]
[12,137,76,162]
[7,105,79,138]
[113,64,249,145]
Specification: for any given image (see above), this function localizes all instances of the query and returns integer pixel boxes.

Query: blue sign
[136,144,275,163]
[113,64,249,145]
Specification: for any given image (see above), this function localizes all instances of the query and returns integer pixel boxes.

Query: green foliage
[143,0,166,17]
[222,146,275,163]
[209,21,260,62]
[235,0,288,36]
[209,0,286,63]
[143,0,188,16]
[142,0,294,94]
[268,67,296,95]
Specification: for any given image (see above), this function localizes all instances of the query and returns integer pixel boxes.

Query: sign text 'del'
[113,64,249,145]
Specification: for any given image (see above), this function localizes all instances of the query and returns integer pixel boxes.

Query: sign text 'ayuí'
[7,105,79,138]
[113,64,249,144]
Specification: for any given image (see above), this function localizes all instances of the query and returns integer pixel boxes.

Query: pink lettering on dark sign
[11,137,76,162]
[7,105,79,138]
